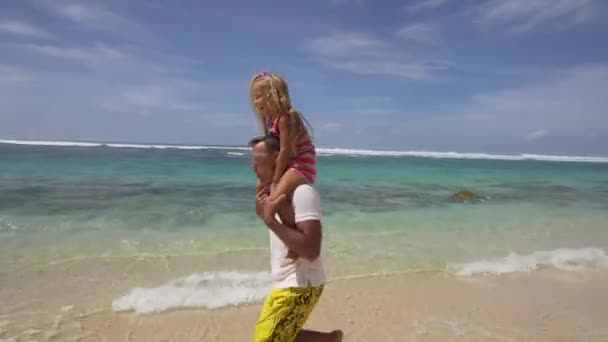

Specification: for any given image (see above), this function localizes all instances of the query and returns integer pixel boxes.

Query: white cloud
[525,129,549,141]
[305,32,387,57]
[0,63,213,144]
[302,32,446,80]
[325,64,608,153]
[0,65,33,84]
[0,5,246,144]
[397,22,438,45]
[110,82,206,115]
[329,0,365,6]
[407,0,449,13]
[0,19,53,38]
[477,0,596,33]
[3,41,209,120]
[321,122,342,130]
[49,2,128,26]
[43,1,146,40]
[14,42,185,76]
[471,65,607,115]
[460,64,608,144]
[20,43,132,67]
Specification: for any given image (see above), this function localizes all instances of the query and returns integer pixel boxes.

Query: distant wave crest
[2,139,607,163]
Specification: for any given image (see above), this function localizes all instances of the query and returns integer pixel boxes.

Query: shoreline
[2,269,607,341]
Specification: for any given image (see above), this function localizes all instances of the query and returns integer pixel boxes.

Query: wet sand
[2,266,607,341]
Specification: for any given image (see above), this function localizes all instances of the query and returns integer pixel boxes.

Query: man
[249,134,342,342]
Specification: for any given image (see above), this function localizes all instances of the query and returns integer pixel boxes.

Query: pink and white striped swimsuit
[269,116,317,184]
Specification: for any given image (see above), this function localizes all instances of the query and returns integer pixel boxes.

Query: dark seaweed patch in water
[591,185,608,195]
[14,186,51,195]
[318,184,453,213]
[45,200,113,214]
[486,182,581,200]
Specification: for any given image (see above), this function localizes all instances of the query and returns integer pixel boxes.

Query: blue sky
[1,0,607,155]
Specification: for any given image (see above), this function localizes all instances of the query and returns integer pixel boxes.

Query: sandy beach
[3,266,607,341]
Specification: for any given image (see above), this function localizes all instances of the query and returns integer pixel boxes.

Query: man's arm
[266,218,321,261]
[256,181,296,226]
[263,192,322,261]
[255,180,265,218]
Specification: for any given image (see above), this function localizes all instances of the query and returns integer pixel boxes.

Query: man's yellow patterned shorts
[253,284,324,342]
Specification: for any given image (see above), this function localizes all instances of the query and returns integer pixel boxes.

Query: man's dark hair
[248,134,280,153]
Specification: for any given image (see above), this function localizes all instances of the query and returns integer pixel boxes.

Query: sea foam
[112,271,270,314]
[110,248,608,314]
[447,247,608,276]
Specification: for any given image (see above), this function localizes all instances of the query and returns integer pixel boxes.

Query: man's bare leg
[295,329,343,342]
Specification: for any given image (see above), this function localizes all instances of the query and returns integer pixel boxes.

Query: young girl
[249,71,316,202]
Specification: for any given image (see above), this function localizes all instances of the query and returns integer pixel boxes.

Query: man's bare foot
[330,330,343,342]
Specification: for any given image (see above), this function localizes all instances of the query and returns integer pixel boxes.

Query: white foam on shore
[2,139,607,163]
[448,247,608,276]
[112,271,270,314]
[106,248,608,313]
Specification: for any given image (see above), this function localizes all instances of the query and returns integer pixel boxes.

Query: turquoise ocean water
[1,140,608,315]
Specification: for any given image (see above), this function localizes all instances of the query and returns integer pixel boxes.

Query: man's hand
[263,193,287,226]
[256,187,268,218]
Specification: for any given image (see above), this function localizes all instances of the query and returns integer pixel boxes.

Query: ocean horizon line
[2,138,608,163]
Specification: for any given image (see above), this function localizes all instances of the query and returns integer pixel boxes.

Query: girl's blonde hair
[248,72,312,154]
